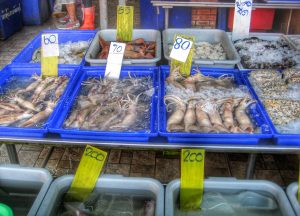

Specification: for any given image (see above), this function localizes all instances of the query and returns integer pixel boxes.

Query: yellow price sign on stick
[41,34,59,77]
[66,145,107,202]
[117,6,134,42]
[298,158,300,203]
[170,34,195,77]
[180,149,205,211]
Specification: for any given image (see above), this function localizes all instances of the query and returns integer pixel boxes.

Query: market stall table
[151,0,300,31]
[2,136,300,179]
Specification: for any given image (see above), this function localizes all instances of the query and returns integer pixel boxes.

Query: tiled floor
[0,144,298,186]
[0,2,298,187]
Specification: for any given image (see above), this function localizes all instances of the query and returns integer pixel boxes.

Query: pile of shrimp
[0,75,68,127]
[63,75,153,132]
[164,67,258,133]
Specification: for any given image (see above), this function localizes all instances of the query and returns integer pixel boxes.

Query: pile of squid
[63,75,153,132]
[0,75,68,127]
[164,68,258,134]
[96,36,156,59]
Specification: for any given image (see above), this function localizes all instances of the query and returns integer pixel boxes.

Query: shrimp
[235,98,256,133]
[164,95,186,132]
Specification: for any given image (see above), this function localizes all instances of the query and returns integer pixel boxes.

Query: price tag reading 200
[66,145,107,201]
[170,36,193,63]
[180,149,205,211]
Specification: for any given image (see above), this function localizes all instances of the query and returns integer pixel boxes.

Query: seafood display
[164,67,259,134]
[96,36,156,59]
[31,41,90,64]
[0,75,68,127]
[174,191,282,216]
[234,37,300,69]
[168,42,227,60]
[58,193,155,216]
[289,36,300,49]
[63,75,153,132]
[249,69,300,133]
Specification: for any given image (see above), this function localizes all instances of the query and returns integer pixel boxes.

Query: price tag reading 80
[170,36,193,63]
[41,33,59,57]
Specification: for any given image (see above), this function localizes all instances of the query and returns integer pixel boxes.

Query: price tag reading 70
[105,42,126,79]
[170,36,193,63]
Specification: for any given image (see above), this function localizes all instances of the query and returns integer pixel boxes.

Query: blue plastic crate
[12,30,96,67]
[0,0,22,40]
[21,0,49,25]
[48,66,159,142]
[0,64,80,138]
[242,70,300,146]
[158,66,273,145]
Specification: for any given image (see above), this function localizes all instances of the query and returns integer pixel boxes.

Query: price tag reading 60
[170,36,193,63]
[43,34,57,45]
[41,33,59,57]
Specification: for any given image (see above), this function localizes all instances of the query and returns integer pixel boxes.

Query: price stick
[180,149,205,211]
[105,42,126,79]
[298,158,300,203]
[117,6,134,42]
[41,33,59,77]
[232,0,253,41]
[170,35,195,77]
[66,145,107,201]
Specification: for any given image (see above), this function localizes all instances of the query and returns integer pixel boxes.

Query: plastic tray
[242,70,300,146]
[0,64,80,138]
[85,29,161,66]
[284,35,300,50]
[12,30,96,67]
[228,32,300,70]
[37,175,164,216]
[287,182,300,216]
[48,66,158,142]
[0,164,52,216]
[163,29,241,68]
[158,66,273,144]
[166,178,295,216]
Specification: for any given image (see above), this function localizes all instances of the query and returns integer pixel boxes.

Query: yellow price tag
[41,56,58,77]
[66,145,107,201]
[117,6,134,42]
[41,34,59,77]
[298,158,300,203]
[180,149,205,211]
[170,34,195,77]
